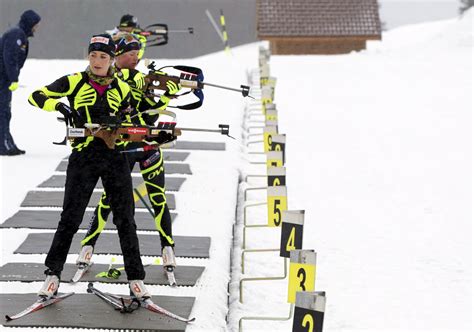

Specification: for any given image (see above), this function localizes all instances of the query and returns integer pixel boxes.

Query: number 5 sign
[267,186,287,227]
[292,291,326,332]
[288,250,316,303]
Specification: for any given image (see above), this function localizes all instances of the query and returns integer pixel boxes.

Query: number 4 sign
[280,210,304,258]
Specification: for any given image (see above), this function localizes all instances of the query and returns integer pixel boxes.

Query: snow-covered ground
[230,12,472,332]
[1,10,472,332]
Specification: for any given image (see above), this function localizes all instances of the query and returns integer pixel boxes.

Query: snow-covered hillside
[229,11,472,332]
[1,10,472,332]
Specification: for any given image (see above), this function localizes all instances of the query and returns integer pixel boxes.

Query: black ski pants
[82,142,174,249]
[45,141,145,280]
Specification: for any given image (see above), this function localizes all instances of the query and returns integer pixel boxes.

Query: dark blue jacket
[0,10,41,84]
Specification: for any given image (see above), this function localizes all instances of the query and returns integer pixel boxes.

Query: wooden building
[257,0,382,55]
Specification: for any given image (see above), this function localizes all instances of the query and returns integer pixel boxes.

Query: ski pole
[134,188,155,220]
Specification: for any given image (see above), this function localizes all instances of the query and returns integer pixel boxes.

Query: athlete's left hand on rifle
[149,130,177,145]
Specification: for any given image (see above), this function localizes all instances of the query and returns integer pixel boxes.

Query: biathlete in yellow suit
[106,14,147,60]
[28,34,150,300]
[77,32,180,276]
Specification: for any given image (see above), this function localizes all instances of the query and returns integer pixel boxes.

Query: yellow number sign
[288,250,317,303]
[267,186,287,227]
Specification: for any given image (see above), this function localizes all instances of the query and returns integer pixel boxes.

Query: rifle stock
[145,72,202,92]
[67,125,182,149]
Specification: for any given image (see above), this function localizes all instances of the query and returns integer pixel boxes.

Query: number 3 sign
[288,250,316,303]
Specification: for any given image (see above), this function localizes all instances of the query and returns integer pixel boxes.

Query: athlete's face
[88,51,113,76]
[115,50,139,70]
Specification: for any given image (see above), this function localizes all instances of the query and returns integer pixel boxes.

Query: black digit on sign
[297,268,306,291]
[273,199,281,226]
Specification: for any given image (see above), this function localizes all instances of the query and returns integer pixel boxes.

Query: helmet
[119,14,138,28]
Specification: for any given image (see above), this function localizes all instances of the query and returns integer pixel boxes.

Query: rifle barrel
[178,127,222,133]
[203,82,243,93]
[168,29,193,33]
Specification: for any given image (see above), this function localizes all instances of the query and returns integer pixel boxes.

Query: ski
[141,298,195,323]
[5,292,74,321]
[91,284,194,323]
[71,262,94,283]
[165,266,177,287]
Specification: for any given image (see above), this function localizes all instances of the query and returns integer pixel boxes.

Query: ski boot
[77,245,94,266]
[129,280,151,300]
[162,246,176,270]
[162,246,177,286]
[71,245,94,282]
[37,274,60,299]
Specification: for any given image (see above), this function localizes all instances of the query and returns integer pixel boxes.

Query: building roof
[257,0,382,37]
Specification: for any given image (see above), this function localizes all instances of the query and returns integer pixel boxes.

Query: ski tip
[188,317,196,323]
[5,315,13,321]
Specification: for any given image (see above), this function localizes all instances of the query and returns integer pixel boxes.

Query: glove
[153,130,176,145]
[56,102,73,126]
[165,80,181,96]
[133,72,146,90]
[8,82,19,91]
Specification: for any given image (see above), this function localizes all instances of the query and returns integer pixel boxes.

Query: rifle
[145,62,252,110]
[61,116,232,149]
[133,23,194,47]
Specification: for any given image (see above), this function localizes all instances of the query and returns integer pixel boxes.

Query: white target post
[246,121,277,143]
[244,166,285,201]
[244,107,278,130]
[241,206,301,274]
[243,185,288,249]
